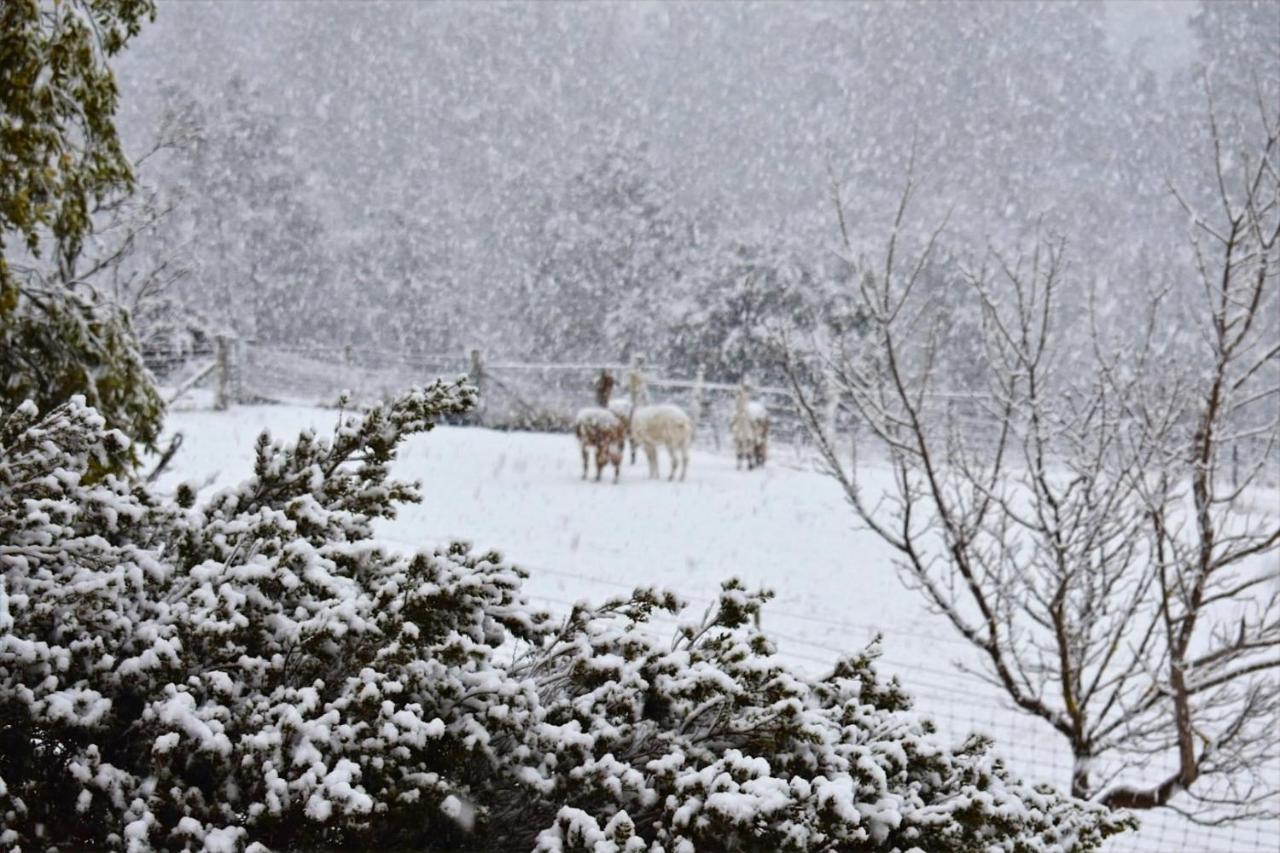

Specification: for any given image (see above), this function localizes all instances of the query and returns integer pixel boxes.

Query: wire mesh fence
[157,341,821,457]
[146,342,1280,850]
[151,341,1279,491]
[523,582,1277,852]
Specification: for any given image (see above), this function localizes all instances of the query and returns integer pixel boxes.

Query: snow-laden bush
[0,385,1132,851]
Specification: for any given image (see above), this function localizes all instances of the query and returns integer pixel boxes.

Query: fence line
[149,341,1278,487]
[147,341,1277,851]
[149,341,977,423]
[521,585,1278,853]
[485,360,632,372]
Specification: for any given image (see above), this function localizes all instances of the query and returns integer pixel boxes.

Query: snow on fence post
[468,348,486,425]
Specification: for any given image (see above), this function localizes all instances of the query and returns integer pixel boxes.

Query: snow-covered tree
[0,0,164,463]
[1189,0,1280,126]
[77,94,203,376]
[515,138,704,364]
[0,282,162,465]
[105,1,1227,371]
[330,208,469,357]
[667,229,855,387]
[0,385,1130,850]
[151,77,333,345]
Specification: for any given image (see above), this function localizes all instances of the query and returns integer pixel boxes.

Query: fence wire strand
[154,343,1280,851]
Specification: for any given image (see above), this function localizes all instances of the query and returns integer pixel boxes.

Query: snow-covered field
[156,404,1278,853]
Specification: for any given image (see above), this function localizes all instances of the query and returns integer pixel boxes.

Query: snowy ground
[156,404,1278,853]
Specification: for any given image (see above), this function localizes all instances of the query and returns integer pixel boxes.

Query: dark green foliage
[0,0,156,278]
[0,279,164,461]
[1,0,163,462]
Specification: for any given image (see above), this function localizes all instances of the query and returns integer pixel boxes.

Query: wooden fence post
[822,365,838,441]
[215,334,232,411]
[628,353,649,405]
[693,364,706,422]
[694,364,716,449]
[468,348,485,425]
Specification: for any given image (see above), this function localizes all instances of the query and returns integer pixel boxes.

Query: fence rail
[151,340,1278,484]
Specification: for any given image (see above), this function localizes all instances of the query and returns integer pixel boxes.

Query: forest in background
[106,1,1278,387]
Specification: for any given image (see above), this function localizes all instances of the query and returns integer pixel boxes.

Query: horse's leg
[580,441,588,479]
[595,445,605,481]
[679,442,688,481]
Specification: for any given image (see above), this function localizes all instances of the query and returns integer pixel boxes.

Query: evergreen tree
[668,230,855,387]
[162,77,332,344]
[333,207,467,355]
[0,0,163,461]
[517,139,703,363]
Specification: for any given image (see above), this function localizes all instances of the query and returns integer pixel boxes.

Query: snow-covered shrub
[0,283,166,467]
[510,583,1133,853]
[0,385,1131,851]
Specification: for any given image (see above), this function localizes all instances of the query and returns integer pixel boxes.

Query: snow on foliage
[0,385,1131,850]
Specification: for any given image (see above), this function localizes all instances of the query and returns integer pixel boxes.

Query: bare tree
[786,104,1279,823]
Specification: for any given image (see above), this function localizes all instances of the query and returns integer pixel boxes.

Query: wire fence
[163,339,1276,488]
[523,576,1279,853]
[158,340,825,459]
[147,342,1279,850]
